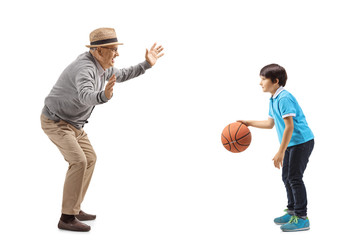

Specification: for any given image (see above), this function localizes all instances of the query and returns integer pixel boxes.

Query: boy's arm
[273,116,294,169]
[237,118,274,129]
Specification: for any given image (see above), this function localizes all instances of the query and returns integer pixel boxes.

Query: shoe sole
[58,221,91,232]
[75,217,96,221]
[274,222,287,225]
[281,227,310,232]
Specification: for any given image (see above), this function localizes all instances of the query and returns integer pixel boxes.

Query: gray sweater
[42,52,151,129]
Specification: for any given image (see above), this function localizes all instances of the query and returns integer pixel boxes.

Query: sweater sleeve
[109,61,152,83]
[75,68,108,106]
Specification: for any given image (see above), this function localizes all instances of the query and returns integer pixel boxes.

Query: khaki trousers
[41,114,97,215]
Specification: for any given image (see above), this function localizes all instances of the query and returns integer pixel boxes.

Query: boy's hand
[273,151,285,169]
[236,120,248,126]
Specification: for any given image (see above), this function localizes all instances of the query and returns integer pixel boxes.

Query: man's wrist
[101,91,110,102]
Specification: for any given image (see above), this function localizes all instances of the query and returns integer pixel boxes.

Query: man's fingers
[106,81,115,90]
[107,75,116,86]
[106,82,115,88]
[150,43,157,50]
[107,83,115,89]
[110,74,116,81]
[155,46,164,56]
[106,82,114,88]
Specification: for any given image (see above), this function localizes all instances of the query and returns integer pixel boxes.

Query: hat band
[90,37,118,46]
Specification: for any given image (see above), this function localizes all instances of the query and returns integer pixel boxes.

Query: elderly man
[41,28,164,232]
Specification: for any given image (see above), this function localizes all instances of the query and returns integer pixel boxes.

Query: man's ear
[275,78,280,84]
[97,47,102,56]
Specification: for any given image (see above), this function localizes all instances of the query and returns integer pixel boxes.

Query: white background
[1,0,359,239]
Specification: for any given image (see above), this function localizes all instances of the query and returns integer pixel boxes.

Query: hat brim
[85,42,123,48]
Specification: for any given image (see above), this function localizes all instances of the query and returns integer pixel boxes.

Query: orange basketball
[221,122,251,153]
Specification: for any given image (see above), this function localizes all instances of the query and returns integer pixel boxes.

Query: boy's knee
[288,176,304,187]
[282,174,289,183]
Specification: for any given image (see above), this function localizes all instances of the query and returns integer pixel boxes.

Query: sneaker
[280,215,310,232]
[274,210,292,225]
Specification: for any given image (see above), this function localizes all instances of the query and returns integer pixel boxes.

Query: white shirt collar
[272,86,284,99]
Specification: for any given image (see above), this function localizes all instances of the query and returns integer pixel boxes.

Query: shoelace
[289,216,299,224]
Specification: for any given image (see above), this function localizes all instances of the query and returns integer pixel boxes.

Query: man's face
[97,45,119,69]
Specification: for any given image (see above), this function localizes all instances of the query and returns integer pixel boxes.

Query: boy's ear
[275,78,280,84]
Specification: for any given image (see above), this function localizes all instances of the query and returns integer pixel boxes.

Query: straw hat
[85,28,123,48]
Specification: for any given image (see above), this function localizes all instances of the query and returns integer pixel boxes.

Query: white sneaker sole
[281,227,310,232]
[274,222,287,225]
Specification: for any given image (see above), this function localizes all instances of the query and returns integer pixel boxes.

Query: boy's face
[259,76,280,95]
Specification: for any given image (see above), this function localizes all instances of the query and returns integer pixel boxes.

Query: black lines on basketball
[221,122,252,153]
[237,131,251,141]
[228,124,233,143]
[235,123,243,140]
[222,133,231,151]
[232,142,241,152]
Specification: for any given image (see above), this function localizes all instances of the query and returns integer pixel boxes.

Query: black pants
[282,139,314,217]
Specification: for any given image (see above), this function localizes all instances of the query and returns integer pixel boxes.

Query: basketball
[221,122,252,153]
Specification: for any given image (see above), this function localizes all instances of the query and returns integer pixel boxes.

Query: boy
[238,64,314,232]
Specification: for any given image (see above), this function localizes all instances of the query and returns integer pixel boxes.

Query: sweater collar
[89,52,105,77]
[94,57,105,77]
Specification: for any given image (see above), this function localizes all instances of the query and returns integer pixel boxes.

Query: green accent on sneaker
[289,216,299,224]
[280,215,310,232]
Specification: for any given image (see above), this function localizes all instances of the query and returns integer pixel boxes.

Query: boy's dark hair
[260,64,288,87]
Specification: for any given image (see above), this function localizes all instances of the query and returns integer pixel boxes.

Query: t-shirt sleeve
[268,101,274,118]
[279,97,296,118]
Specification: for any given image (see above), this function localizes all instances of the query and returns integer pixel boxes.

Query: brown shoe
[58,218,91,232]
[75,210,96,221]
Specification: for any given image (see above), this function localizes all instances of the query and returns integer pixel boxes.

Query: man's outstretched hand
[105,74,116,100]
[145,43,164,66]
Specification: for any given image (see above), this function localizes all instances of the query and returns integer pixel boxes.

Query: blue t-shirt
[269,87,314,147]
